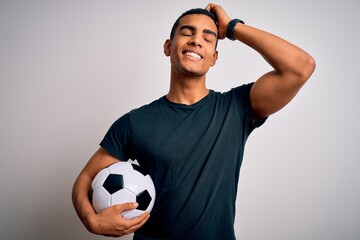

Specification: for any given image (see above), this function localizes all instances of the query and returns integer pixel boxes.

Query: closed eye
[179,25,195,36]
[180,30,193,36]
[204,34,216,43]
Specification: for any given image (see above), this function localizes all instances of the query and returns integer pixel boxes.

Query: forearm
[72,173,97,232]
[205,3,315,81]
[233,23,315,80]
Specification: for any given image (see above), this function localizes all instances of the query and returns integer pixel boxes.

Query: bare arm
[236,24,316,120]
[72,147,150,237]
[206,3,316,120]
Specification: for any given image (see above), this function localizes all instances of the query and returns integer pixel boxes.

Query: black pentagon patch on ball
[131,164,148,176]
[103,174,124,194]
[136,190,152,211]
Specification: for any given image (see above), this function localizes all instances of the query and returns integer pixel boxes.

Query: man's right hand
[85,202,150,237]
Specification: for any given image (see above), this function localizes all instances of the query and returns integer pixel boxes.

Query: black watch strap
[226,18,245,41]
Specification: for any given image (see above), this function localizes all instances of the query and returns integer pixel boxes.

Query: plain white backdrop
[1,0,359,239]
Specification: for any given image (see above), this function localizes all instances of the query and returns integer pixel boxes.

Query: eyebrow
[179,25,217,38]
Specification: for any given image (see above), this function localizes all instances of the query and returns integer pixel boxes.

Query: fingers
[115,203,150,231]
[114,210,150,236]
[205,3,220,14]
[204,3,231,39]
[205,3,213,11]
[92,202,150,237]
[114,202,139,211]
[125,212,151,233]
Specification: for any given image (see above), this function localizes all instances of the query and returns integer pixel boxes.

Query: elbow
[297,54,316,84]
[281,54,316,90]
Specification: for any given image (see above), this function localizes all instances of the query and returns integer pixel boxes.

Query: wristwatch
[226,18,245,41]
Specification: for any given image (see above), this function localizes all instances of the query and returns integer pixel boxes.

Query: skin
[164,13,219,105]
[72,3,315,237]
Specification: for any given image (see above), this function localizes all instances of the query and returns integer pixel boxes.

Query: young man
[72,3,315,240]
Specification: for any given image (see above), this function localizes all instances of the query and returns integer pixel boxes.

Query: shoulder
[212,83,254,103]
[125,97,168,126]
[228,82,254,96]
[109,97,163,127]
[129,97,164,116]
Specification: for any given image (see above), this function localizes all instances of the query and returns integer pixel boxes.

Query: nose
[189,34,202,47]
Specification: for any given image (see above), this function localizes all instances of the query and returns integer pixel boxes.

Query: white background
[1,0,359,239]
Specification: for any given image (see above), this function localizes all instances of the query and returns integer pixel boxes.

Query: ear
[163,39,171,57]
[210,50,218,67]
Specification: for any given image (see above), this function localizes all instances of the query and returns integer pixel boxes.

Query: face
[164,14,218,77]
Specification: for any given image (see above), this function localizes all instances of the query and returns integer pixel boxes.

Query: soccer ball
[91,162,156,219]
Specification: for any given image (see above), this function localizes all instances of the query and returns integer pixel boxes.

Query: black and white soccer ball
[91,162,156,219]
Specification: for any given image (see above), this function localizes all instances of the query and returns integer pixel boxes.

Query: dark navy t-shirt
[100,83,265,240]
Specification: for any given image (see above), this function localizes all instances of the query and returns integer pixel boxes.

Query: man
[72,3,315,239]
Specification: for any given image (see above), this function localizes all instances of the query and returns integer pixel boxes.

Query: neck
[166,74,209,105]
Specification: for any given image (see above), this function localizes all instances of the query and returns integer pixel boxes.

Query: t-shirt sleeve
[231,83,267,131]
[100,113,134,161]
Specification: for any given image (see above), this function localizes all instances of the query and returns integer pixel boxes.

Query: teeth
[185,51,201,60]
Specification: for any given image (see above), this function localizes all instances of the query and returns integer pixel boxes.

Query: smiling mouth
[183,51,202,60]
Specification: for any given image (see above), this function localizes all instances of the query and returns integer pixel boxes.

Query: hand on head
[205,3,231,39]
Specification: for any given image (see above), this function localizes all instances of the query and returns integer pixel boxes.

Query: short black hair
[170,8,219,47]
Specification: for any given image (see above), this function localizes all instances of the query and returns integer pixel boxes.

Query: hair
[169,8,219,48]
